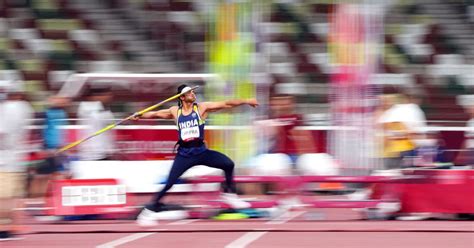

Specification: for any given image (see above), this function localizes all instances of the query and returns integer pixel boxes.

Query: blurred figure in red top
[251,94,318,204]
[248,94,317,196]
[268,94,315,164]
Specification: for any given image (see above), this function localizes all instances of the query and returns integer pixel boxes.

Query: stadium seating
[0,0,471,126]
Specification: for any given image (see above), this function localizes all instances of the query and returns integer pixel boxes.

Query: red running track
[2,209,473,248]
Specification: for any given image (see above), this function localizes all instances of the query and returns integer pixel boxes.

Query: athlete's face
[181,90,196,103]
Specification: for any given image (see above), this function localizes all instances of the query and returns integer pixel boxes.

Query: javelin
[56,85,199,154]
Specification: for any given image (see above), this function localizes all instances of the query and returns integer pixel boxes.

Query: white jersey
[0,100,34,172]
[378,103,427,132]
[77,101,115,160]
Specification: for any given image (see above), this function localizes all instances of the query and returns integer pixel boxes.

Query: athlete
[135,84,258,225]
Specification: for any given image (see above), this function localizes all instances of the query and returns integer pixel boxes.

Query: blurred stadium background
[1,1,473,161]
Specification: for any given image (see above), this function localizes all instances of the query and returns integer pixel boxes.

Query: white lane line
[96,233,154,248]
[265,211,304,225]
[169,219,199,225]
[225,232,267,248]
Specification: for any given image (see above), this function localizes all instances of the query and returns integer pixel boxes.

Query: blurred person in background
[376,93,427,170]
[267,94,316,164]
[268,94,317,207]
[43,95,70,152]
[29,95,71,198]
[77,87,116,161]
[133,84,258,226]
[248,94,316,201]
[372,93,430,220]
[413,130,449,168]
[0,89,34,240]
[456,103,474,168]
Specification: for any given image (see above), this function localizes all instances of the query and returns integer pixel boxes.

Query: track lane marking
[265,210,305,224]
[223,210,304,248]
[96,233,154,248]
[224,232,267,248]
[169,219,200,225]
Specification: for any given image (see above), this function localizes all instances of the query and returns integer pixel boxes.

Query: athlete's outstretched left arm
[200,98,259,115]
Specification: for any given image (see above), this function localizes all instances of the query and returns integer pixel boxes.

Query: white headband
[180,86,193,94]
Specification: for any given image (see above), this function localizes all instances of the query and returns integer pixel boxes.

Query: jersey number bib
[181,126,200,141]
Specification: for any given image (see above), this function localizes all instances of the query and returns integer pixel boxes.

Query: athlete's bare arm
[199,99,258,118]
[133,106,178,120]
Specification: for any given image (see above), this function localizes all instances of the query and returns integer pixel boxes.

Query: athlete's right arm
[133,106,178,120]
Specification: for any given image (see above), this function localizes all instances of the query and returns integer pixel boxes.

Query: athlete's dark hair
[177,84,188,107]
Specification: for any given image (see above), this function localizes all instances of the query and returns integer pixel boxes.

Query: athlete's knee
[224,160,235,171]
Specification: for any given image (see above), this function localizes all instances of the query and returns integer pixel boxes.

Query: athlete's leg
[198,150,250,209]
[198,150,236,193]
[137,154,199,225]
[149,154,198,210]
